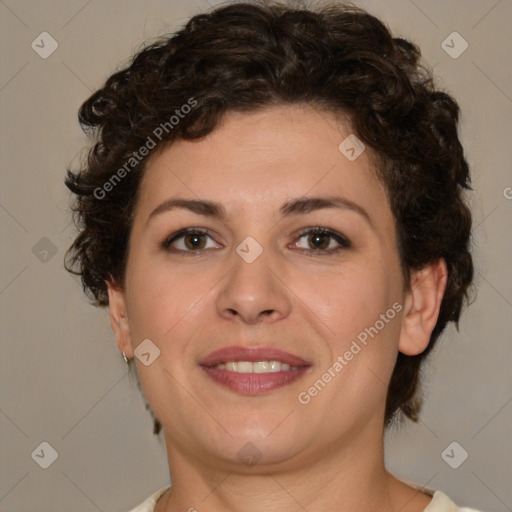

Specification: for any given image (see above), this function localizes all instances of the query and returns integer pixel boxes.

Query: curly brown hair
[64,0,473,435]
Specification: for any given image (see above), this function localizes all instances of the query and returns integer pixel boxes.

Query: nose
[215,250,292,325]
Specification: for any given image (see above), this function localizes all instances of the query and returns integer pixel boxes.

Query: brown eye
[307,231,331,250]
[293,228,351,253]
[162,228,221,253]
[183,233,207,250]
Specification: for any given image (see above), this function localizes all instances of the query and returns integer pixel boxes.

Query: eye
[161,227,351,255]
[291,227,351,254]
[162,228,221,253]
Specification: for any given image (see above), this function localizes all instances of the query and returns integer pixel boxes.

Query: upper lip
[199,346,312,367]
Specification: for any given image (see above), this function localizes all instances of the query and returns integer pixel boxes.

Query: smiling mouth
[199,346,312,394]
[210,360,302,372]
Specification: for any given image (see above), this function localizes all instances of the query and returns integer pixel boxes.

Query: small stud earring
[122,351,129,364]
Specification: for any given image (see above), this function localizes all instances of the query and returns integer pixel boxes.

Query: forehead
[135,104,390,224]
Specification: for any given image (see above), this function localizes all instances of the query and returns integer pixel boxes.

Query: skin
[107,104,447,511]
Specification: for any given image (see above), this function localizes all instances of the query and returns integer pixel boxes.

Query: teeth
[224,362,237,372]
[212,360,300,373]
[237,361,253,373]
[253,361,269,373]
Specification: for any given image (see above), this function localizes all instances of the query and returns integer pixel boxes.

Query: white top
[126,483,483,512]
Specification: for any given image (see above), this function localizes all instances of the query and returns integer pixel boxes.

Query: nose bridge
[215,236,292,323]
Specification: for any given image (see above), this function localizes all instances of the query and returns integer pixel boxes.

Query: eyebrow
[145,195,374,229]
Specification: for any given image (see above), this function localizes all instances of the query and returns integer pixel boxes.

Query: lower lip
[200,366,310,394]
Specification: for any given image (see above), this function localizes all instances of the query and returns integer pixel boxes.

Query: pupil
[310,233,328,250]
[186,234,205,250]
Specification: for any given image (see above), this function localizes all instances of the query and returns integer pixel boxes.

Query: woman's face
[110,104,412,469]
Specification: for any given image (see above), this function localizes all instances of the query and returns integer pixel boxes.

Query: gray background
[1,0,511,510]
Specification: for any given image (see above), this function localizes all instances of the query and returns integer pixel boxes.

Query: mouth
[199,346,312,395]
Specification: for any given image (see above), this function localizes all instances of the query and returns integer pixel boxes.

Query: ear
[106,278,133,358]
[398,259,448,356]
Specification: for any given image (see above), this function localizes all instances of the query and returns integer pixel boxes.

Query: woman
[64,1,479,510]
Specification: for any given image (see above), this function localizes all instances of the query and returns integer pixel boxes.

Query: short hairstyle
[64,0,474,434]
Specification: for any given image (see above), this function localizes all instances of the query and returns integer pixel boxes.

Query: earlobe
[398,259,448,356]
[106,279,133,358]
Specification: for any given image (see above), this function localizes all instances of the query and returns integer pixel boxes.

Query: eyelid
[162,226,351,254]
[162,227,220,252]
[292,226,351,251]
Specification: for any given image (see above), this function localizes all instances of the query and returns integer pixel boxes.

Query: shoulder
[425,490,483,512]
[125,486,171,512]
[398,478,482,512]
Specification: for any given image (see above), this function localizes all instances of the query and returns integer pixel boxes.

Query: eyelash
[161,227,351,256]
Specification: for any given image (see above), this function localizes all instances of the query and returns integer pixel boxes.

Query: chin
[205,420,310,468]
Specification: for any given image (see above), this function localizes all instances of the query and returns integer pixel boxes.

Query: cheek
[306,263,394,343]
[125,257,201,346]
[307,269,402,411]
